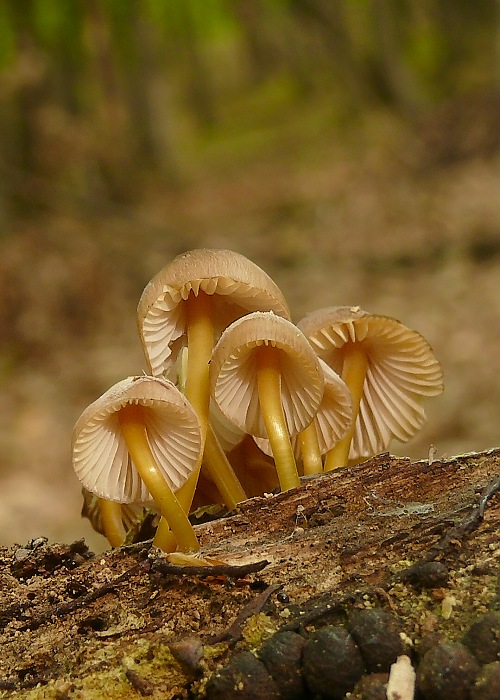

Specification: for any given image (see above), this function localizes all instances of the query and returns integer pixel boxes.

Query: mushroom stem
[203,426,247,509]
[324,344,368,471]
[298,421,323,475]
[255,344,300,491]
[175,291,214,515]
[184,290,213,443]
[99,498,126,547]
[117,404,199,553]
[153,518,178,553]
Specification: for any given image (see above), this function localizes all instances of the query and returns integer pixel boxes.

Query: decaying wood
[0,449,498,698]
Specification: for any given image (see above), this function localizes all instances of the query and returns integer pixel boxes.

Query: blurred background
[1,0,500,551]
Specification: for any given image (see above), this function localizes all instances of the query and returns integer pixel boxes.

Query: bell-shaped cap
[72,376,202,504]
[210,311,324,438]
[137,249,291,376]
[255,359,353,458]
[298,305,444,458]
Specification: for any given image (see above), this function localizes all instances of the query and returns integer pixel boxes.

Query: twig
[150,559,269,579]
[207,584,282,645]
[125,669,154,696]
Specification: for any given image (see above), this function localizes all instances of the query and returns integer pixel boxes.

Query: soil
[0,449,498,699]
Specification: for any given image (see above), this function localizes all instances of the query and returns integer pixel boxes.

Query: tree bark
[0,448,498,698]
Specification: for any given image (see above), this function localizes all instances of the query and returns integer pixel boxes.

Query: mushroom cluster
[72,249,444,553]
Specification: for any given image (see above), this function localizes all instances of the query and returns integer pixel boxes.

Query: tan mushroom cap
[309,360,353,453]
[137,248,291,376]
[72,376,202,504]
[210,311,324,438]
[254,359,353,458]
[297,305,444,458]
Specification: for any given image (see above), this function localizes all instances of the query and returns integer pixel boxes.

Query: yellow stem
[325,344,368,471]
[153,518,178,552]
[117,404,199,553]
[99,498,126,547]
[184,290,213,444]
[256,344,300,492]
[175,291,214,515]
[203,426,247,509]
[298,421,323,475]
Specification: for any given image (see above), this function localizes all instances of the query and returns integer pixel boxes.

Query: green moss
[240,612,278,651]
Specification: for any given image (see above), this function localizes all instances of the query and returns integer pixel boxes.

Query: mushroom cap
[254,359,353,458]
[137,248,291,376]
[298,305,444,458]
[313,360,354,453]
[72,376,202,504]
[209,311,325,439]
[209,400,246,453]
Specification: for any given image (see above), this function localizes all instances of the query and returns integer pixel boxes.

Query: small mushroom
[137,249,290,510]
[137,248,290,426]
[210,311,325,491]
[72,375,202,552]
[298,305,444,470]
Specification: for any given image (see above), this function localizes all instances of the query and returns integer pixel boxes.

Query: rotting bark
[0,449,498,699]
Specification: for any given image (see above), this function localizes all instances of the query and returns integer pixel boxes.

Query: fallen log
[0,449,498,698]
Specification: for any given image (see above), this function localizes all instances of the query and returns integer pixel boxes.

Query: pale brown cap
[298,306,444,458]
[210,311,324,439]
[137,249,291,376]
[72,376,202,503]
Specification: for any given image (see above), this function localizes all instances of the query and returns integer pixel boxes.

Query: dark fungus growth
[257,630,306,700]
[302,625,366,699]
[470,661,500,700]
[205,651,280,700]
[347,608,407,673]
[349,672,389,700]
[400,560,450,589]
[203,601,500,700]
[416,640,480,700]
[462,611,500,665]
[200,600,500,700]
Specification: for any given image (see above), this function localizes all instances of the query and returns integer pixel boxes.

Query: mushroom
[298,306,444,470]
[254,358,354,475]
[209,311,325,491]
[72,375,202,552]
[137,248,291,510]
